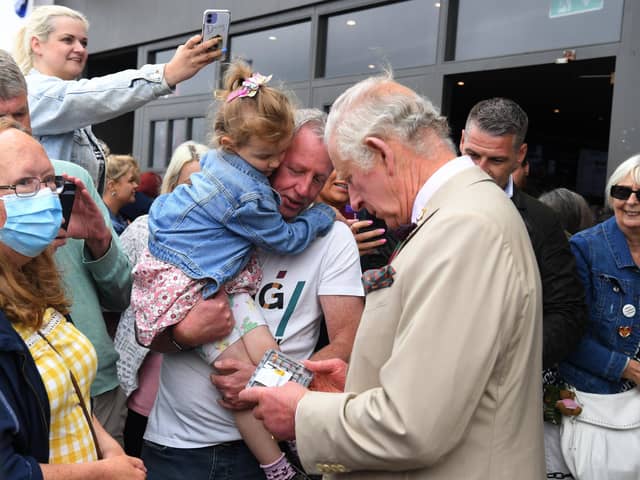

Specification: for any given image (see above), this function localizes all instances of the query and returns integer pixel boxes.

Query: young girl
[132,61,334,480]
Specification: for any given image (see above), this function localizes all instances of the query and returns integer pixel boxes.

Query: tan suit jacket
[296,166,544,479]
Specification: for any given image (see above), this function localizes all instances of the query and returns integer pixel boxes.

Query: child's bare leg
[215,339,282,465]
[241,325,279,364]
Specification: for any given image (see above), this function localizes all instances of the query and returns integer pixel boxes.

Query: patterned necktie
[361,223,417,294]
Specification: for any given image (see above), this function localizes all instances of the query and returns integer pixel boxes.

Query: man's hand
[239,382,307,441]
[59,175,111,258]
[211,358,255,410]
[305,358,347,393]
[172,291,234,347]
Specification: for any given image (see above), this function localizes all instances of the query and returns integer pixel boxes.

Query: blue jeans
[142,439,264,480]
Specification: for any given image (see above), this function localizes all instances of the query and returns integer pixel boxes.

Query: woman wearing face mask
[0,120,146,479]
[13,5,222,194]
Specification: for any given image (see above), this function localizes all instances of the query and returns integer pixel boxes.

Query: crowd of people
[1,4,639,480]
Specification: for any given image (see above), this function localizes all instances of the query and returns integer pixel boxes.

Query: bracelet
[168,326,192,352]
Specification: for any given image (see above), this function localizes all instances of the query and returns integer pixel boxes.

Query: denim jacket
[559,217,640,393]
[27,66,172,193]
[148,149,335,298]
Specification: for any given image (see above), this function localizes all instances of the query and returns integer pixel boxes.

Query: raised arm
[29,35,222,135]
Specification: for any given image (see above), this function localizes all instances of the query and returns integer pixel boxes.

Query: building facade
[59,0,639,202]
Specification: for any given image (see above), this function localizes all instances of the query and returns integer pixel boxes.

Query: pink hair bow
[226,73,273,103]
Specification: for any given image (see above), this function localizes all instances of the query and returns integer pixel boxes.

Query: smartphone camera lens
[210,12,218,22]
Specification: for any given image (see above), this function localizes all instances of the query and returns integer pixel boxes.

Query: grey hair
[162,141,208,194]
[0,50,27,100]
[325,73,451,171]
[294,108,327,140]
[538,188,595,235]
[465,97,528,149]
[13,5,89,74]
[605,153,640,206]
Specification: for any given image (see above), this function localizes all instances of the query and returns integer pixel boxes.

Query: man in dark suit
[460,97,587,477]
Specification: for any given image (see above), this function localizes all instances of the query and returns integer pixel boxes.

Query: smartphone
[201,9,230,60]
[59,181,76,230]
[246,349,313,389]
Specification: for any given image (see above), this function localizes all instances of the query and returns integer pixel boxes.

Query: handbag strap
[37,331,103,459]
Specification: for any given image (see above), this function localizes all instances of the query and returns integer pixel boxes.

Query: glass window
[154,49,218,97]
[324,0,439,78]
[151,120,168,169]
[456,0,624,61]
[191,117,209,145]
[230,22,311,83]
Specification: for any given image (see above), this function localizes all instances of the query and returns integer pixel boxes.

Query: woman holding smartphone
[13,5,222,194]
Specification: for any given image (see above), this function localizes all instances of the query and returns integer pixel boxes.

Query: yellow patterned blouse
[14,308,98,463]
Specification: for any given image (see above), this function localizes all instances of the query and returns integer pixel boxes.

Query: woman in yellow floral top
[0,119,146,479]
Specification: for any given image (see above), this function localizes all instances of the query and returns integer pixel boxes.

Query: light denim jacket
[27,65,172,193]
[148,149,336,299]
[559,217,640,393]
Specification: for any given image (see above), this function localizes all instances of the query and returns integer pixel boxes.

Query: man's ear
[459,129,466,153]
[517,142,528,165]
[363,136,395,176]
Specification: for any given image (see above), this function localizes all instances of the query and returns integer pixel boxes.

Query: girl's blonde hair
[212,60,294,150]
[162,141,208,194]
[0,119,69,328]
[105,154,140,183]
[13,5,89,74]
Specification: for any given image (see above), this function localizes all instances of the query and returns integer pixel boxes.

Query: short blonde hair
[105,154,140,183]
[162,141,208,194]
[0,119,69,328]
[13,5,89,74]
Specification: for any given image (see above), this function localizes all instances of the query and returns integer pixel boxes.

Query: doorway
[444,57,615,204]
[86,47,138,156]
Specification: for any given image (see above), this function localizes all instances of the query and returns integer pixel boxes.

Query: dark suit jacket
[511,187,587,368]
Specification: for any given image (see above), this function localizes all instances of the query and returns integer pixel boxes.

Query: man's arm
[311,295,363,362]
[527,200,587,368]
[148,292,234,353]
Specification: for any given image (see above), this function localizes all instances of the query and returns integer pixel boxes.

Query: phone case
[202,9,230,59]
[59,182,76,230]
[246,349,313,388]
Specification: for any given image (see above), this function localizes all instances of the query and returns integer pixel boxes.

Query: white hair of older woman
[161,141,209,194]
[325,73,452,171]
[605,153,640,206]
[13,5,89,74]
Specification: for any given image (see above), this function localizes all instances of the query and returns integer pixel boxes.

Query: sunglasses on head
[610,185,640,201]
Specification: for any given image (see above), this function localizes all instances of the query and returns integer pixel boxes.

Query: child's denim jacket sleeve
[27,66,172,190]
[559,217,640,393]
[148,150,335,298]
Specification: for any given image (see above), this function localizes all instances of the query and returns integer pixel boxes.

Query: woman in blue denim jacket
[133,61,333,480]
[13,5,222,194]
[559,154,640,393]
[558,154,640,478]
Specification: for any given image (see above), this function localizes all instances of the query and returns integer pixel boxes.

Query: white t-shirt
[144,222,364,448]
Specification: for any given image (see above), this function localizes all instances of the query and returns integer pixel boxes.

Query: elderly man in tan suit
[241,75,545,479]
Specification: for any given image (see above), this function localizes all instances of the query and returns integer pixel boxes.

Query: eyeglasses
[610,185,640,202]
[0,175,65,198]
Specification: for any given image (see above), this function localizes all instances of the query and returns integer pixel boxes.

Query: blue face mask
[0,189,63,257]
